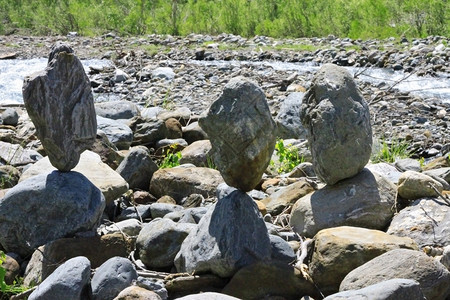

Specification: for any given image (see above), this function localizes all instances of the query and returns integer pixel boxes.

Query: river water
[0,58,449,105]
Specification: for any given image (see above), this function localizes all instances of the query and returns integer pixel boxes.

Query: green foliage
[272,139,304,174]
[0,0,448,38]
[206,156,217,170]
[0,252,29,299]
[371,139,412,163]
[159,145,182,169]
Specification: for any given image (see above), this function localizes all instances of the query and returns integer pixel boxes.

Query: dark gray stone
[0,171,105,257]
[150,203,184,219]
[340,249,450,300]
[394,158,422,172]
[91,256,138,300]
[23,45,97,171]
[1,108,19,126]
[95,100,140,120]
[96,116,133,150]
[116,146,158,190]
[275,92,307,139]
[164,207,208,224]
[28,256,91,300]
[270,234,296,263]
[325,279,424,300]
[116,204,152,222]
[136,218,196,269]
[174,184,271,277]
[290,169,396,237]
[199,76,276,191]
[132,118,166,146]
[300,63,372,185]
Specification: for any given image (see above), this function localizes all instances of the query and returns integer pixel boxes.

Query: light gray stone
[164,207,208,224]
[397,171,444,200]
[0,141,42,166]
[150,203,184,219]
[175,292,240,300]
[1,108,19,126]
[199,76,276,191]
[325,279,424,300]
[28,256,91,300]
[174,184,271,277]
[152,67,175,81]
[300,63,372,185]
[100,219,142,236]
[366,162,403,184]
[97,116,133,150]
[113,286,162,300]
[116,146,158,190]
[136,218,196,269]
[423,167,450,184]
[0,171,105,257]
[91,256,138,300]
[395,158,422,172]
[150,167,224,203]
[23,44,97,171]
[340,249,450,300]
[179,140,212,167]
[387,197,450,249]
[275,92,307,139]
[95,100,140,120]
[20,150,128,205]
[290,169,397,237]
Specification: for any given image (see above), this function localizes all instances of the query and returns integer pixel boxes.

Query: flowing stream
[0,58,449,105]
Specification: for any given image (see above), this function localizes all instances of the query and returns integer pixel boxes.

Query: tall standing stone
[199,76,276,192]
[300,64,372,185]
[22,43,97,171]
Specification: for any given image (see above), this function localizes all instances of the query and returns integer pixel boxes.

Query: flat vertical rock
[199,76,276,191]
[300,64,372,185]
[22,43,96,171]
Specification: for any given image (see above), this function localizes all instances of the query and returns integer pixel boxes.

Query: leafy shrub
[272,139,305,174]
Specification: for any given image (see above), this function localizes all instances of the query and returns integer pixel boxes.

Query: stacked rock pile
[0,43,449,300]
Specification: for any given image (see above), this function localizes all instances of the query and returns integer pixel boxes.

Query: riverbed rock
[179,140,212,167]
[91,256,138,300]
[136,218,196,269]
[28,256,92,300]
[95,100,140,120]
[309,226,418,295]
[387,197,450,249]
[339,249,450,300]
[300,63,372,185]
[174,184,271,277]
[113,286,162,300]
[20,150,128,204]
[199,76,276,191]
[275,92,307,139]
[0,141,42,166]
[397,170,444,200]
[116,145,158,190]
[22,44,97,171]
[325,279,424,300]
[290,169,396,237]
[0,171,105,257]
[97,116,133,150]
[366,162,403,184]
[1,108,19,126]
[150,167,224,203]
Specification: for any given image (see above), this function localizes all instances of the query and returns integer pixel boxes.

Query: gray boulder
[290,169,396,237]
[0,171,105,257]
[152,67,175,81]
[136,218,196,269]
[300,63,372,185]
[275,92,307,139]
[174,184,271,277]
[91,256,138,300]
[387,197,450,249]
[132,118,166,146]
[199,76,276,192]
[0,141,42,166]
[28,256,91,300]
[340,249,450,300]
[22,44,97,171]
[325,279,424,300]
[1,108,19,126]
[97,116,133,150]
[116,146,158,190]
[397,170,443,200]
[182,121,208,144]
[270,234,296,263]
[150,203,184,219]
[179,140,212,167]
[95,100,140,120]
[366,162,402,184]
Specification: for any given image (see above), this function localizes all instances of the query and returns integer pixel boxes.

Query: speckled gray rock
[275,92,307,139]
[28,256,91,300]
[22,44,97,171]
[325,279,424,300]
[91,256,138,300]
[199,76,276,191]
[339,249,450,300]
[116,146,158,190]
[290,169,396,237]
[174,184,271,277]
[95,100,140,120]
[0,171,105,257]
[136,218,196,269]
[300,64,372,185]
[387,197,450,248]
[96,116,133,150]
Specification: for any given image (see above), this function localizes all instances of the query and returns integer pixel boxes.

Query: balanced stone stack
[22,42,97,171]
[175,77,276,276]
[0,44,104,257]
[300,63,372,185]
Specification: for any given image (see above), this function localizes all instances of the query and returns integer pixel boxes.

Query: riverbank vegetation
[0,0,448,39]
